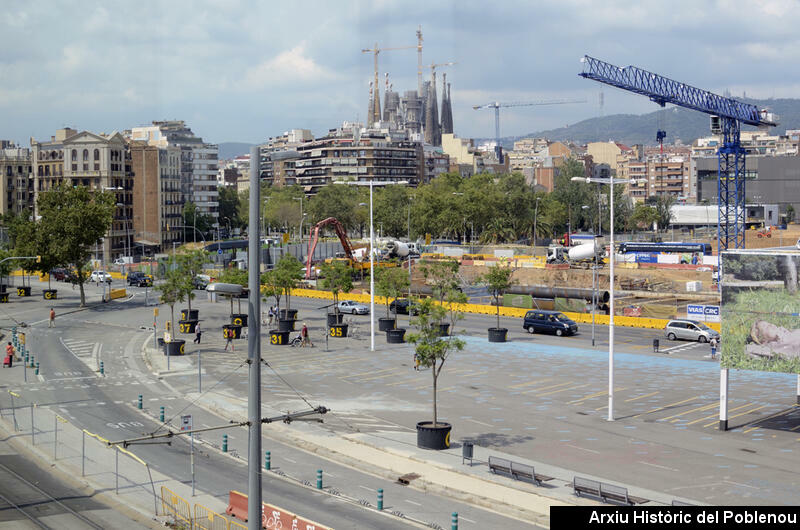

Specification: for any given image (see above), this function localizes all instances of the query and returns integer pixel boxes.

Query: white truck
[546,242,604,265]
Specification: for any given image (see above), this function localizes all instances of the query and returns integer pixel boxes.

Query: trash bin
[462,441,474,465]
[653,339,659,353]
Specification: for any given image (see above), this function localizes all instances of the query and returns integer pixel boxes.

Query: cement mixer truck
[546,241,605,266]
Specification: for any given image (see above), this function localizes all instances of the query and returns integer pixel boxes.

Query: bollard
[159,406,165,423]
[35,362,39,376]
[264,451,271,470]
[377,488,384,511]
[29,355,34,369]
[24,353,28,365]
[452,512,458,530]
[222,434,228,453]
[100,361,104,376]
[316,469,323,490]
[137,395,143,410]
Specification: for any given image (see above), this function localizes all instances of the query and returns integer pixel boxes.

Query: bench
[573,476,648,505]
[488,456,552,487]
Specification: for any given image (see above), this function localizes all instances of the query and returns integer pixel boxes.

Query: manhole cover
[397,473,420,485]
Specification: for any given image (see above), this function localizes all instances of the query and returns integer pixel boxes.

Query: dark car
[523,310,578,336]
[50,268,68,281]
[389,298,420,315]
[126,271,153,287]
[192,275,211,290]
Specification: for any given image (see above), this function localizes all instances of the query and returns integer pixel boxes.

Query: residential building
[648,155,691,198]
[31,128,133,261]
[0,143,32,215]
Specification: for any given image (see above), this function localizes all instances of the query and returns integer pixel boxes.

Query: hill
[506,98,800,148]
[218,142,256,160]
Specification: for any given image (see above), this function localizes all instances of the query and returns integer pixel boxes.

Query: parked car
[192,275,211,289]
[49,268,68,281]
[664,319,720,343]
[389,298,420,315]
[337,300,369,315]
[126,271,152,287]
[89,271,113,284]
[523,310,578,336]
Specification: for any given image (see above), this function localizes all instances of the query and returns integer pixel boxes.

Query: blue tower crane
[579,55,777,250]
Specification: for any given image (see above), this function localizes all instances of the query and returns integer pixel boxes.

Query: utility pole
[246,146,262,529]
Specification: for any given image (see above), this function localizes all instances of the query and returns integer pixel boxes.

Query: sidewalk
[143,341,699,525]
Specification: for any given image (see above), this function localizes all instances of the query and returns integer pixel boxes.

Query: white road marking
[465,418,493,428]
[460,516,476,523]
[637,460,678,471]
[405,500,421,506]
[358,485,373,492]
[565,444,600,454]
[283,457,296,464]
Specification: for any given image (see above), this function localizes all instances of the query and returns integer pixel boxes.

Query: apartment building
[30,128,133,261]
[0,143,32,215]
[648,156,691,198]
[129,141,183,254]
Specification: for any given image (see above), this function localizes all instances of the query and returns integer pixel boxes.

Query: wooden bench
[488,456,552,487]
[573,476,648,505]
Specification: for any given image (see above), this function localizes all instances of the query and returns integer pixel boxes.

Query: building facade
[0,143,32,215]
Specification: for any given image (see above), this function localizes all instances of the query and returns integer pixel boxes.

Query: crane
[472,98,587,162]
[425,61,457,74]
[362,43,416,126]
[578,55,777,250]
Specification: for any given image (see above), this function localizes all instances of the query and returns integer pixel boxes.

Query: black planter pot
[327,313,344,327]
[0,292,8,303]
[386,328,406,344]
[488,327,508,343]
[237,288,249,299]
[0,284,6,293]
[16,286,31,297]
[416,421,452,450]
[180,309,199,321]
[280,309,299,320]
[438,323,450,337]
[269,330,290,346]
[378,317,396,332]
[157,337,165,347]
[329,324,348,338]
[179,320,198,334]
[223,324,242,340]
[43,289,58,300]
[163,339,186,356]
[278,318,296,332]
[231,313,248,327]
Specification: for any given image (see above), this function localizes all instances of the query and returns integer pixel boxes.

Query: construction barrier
[225,490,248,522]
[226,490,332,529]
[162,485,192,528]
[194,503,229,530]
[109,288,127,300]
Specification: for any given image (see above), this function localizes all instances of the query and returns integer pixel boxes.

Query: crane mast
[579,55,777,250]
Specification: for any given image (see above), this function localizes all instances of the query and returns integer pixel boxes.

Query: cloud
[242,43,340,90]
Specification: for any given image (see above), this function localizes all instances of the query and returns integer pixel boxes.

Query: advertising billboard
[721,250,800,374]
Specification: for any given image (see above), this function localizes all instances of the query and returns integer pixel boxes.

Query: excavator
[304,217,397,279]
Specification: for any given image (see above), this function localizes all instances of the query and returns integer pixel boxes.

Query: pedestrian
[413,352,420,371]
[224,329,234,351]
[301,322,313,347]
[268,305,275,326]
[49,307,55,328]
[5,342,15,362]
[710,337,718,360]
[193,322,202,344]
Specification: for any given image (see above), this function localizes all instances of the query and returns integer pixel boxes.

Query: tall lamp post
[407,195,414,299]
[572,175,631,422]
[293,196,304,241]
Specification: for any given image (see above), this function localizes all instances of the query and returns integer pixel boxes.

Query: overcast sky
[3,0,799,147]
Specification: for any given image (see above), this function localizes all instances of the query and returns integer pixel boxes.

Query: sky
[3,0,800,147]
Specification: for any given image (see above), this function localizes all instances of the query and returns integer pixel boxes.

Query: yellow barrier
[229,520,247,530]
[109,288,127,300]
[161,486,192,528]
[194,503,229,530]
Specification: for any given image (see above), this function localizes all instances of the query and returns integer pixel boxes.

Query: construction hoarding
[721,250,800,374]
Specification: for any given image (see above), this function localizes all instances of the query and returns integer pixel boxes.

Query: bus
[617,242,712,255]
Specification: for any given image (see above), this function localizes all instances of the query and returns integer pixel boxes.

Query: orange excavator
[305,217,363,279]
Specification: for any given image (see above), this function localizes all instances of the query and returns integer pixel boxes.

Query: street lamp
[572,175,632,422]
[293,196,304,241]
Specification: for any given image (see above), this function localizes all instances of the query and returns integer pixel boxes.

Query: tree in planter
[260,269,283,322]
[318,260,353,319]
[418,258,461,328]
[375,264,410,326]
[218,266,248,315]
[477,262,517,332]
[157,269,187,342]
[176,249,209,314]
[36,185,115,307]
[11,217,38,289]
[274,255,304,315]
[407,290,466,428]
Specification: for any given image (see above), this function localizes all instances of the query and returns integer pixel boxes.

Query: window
[83,149,89,161]
[94,149,99,161]
[71,150,77,161]
[94,163,100,171]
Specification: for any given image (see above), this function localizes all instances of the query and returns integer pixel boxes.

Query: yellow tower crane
[362,43,416,126]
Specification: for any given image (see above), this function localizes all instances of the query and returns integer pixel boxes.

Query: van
[523,310,578,336]
[664,319,720,343]
[114,256,134,265]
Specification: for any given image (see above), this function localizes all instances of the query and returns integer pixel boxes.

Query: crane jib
[579,55,772,127]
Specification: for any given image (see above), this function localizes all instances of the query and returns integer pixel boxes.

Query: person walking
[413,352,420,371]
[710,337,718,360]
[300,322,313,347]
[49,308,55,328]
[193,322,202,344]
[269,305,276,326]
[224,329,234,351]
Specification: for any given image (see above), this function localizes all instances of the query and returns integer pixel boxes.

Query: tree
[374,185,412,238]
[629,203,659,231]
[176,249,208,313]
[477,263,517,330]
[418,259,461,323]
[217,185,241,228]
[319,260,353,318]
[260,269,283,314]
[182,202,214,238]
[274,254,304,312]
[158,269,186,341]
[407,291,466,428]
[306,184,363,232]
[36,185,115,307]
[786,205,796,224]
[375,264,410,325]
[11,216,38,288]
[648,195,676,231]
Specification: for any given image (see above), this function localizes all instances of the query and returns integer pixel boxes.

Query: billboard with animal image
[721,250,800,374]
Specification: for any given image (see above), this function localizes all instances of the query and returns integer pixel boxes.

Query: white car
[90,271,113,284]
[796,237,800,250]
[337,300,369,315]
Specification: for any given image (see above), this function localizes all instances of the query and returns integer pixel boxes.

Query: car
[192,275,211,289]
[337,300,369,315]
[49,268,68,281]
[389,298,420,315]
[89,271,113,284]
[664,319,720,343]
[126,271,152,287]
[523,310,578,336]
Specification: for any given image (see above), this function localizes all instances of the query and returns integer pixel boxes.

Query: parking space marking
[521,381,572,394]
[703,405,766,428]
[341,367,397,380]
[685,402,751,426]
[625,391,660,403]
[662,402,718,422]
[568,387,625,405]
[741,405,798,434]
[348,369,405,383]
[540,383,589,397]
[631,396,699,419]
[509,378,551,389]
